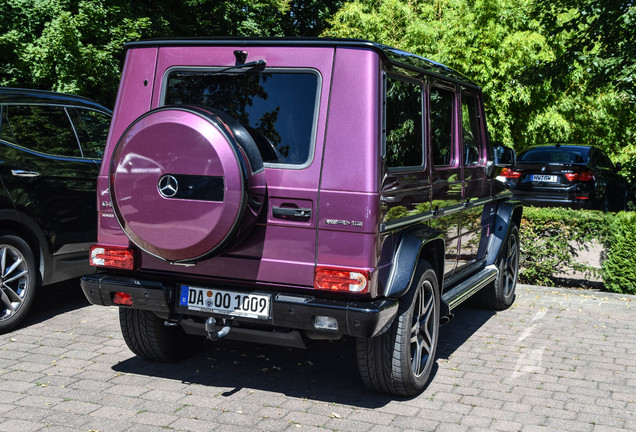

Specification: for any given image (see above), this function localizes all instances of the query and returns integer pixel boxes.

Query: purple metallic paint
[110,108,252,261]
[97,45,340,287]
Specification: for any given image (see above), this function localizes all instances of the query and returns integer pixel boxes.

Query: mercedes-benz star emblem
[158,175,179,198]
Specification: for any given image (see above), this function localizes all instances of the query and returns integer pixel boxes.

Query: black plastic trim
[81,274,399,338]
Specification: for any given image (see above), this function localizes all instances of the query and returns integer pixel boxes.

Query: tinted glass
[164,70,318,165]
[0,105,81,157]
[69,108,110,159]
[461,93,482,166]
[518,147,589,163]
[385,78,423,168]
[0,105,15,142]
[594,149,614,169]
[430,87,454,166]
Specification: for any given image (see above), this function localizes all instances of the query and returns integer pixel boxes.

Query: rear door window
[0,105,82,157]
[69,108,111,159]
[163,69,319,166]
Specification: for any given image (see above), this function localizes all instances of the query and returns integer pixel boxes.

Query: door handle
[11,170,40,178]
[272,206,311,220]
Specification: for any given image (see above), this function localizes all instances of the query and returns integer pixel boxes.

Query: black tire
[0,234,38,334]
[119,308,202,362]
[481,223,519,310]
[357,261,440,396]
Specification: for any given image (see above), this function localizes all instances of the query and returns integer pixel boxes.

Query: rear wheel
[357,261,440,396]
[481,223,519,310]
[0,234,38,334]
[119,308,202,362]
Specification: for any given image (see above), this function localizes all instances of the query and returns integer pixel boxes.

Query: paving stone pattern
[0,283,634,431]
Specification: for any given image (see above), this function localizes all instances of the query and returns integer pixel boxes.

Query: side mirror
[494,145,515,167]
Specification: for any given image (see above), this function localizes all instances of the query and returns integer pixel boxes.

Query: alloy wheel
[410,279,437,377]
[502,231,519,298]
[0,245,30,321]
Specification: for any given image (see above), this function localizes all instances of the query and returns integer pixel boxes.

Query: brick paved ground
[0,282,634,431]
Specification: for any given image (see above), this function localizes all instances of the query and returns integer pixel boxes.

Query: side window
[0,105,16,142]
[461,93,483,166]
[1,105,82,157]
[595,150,614,169]
[385,77,423,168]
[429,86,454,166]
[69,108,111,159]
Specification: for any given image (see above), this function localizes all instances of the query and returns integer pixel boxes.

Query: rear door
[138,46,335,288]
[429,83,462,278]
[0,103,107,254]
[457,90,490,273]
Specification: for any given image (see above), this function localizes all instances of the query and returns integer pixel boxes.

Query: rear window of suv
[518,148,589,164]
[163,69,319,166]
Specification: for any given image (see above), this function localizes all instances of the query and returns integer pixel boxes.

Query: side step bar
[442,265,498,310]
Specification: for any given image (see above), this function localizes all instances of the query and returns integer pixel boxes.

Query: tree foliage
[535,0,635,99]
[0,0,634,182]
[0,0,343,107]
[324,0,636,182]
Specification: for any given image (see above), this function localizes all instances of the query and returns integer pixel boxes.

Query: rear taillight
[565,170,594,182]
[90,245,135,270]
[314,267,369,294]
[501,167,522,179]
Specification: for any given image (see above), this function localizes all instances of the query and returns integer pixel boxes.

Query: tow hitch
[205,317,231,340]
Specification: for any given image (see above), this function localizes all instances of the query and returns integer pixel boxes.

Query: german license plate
[179,286,270,319]
[531,174,557,182]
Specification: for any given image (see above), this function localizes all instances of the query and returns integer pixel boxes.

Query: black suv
[0,87,111,332]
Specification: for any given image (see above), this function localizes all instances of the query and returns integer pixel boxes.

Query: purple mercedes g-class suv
[81,38,521,396]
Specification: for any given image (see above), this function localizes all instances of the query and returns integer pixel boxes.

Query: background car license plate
[531,174,557,182]
[179,286,270,319]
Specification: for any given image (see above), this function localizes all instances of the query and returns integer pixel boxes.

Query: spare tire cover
[110,106,263,262]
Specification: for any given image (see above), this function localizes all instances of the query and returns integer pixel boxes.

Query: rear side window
[385,77,423,168]
[430,87,455,166]
[164,69,319,166]
[519,148,589,163]
[0,105,82,157]
[69,108,111,159]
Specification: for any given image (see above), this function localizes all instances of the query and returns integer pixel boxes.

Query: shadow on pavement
[112,303,496,407]
[21,278,90,328]
[437,303,496,360]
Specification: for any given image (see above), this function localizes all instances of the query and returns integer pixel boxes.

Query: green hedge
[519,207,636,295]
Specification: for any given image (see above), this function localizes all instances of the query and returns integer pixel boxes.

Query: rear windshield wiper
[214,59,267,74]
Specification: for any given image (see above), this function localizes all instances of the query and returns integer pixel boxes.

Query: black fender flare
[486,199,523,266]
[382,226,444,300]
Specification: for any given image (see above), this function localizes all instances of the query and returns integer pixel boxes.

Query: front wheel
[481,223,519,310]
[357,261,440,396]
[0,234,38,334]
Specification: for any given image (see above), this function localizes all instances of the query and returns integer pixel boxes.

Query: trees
[324,0,635,181]
[0,1,155,106]
[0,1,343,107]
[532,0,636,181]
[1,0,633,180]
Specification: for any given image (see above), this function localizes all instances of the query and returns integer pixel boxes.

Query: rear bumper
[81,274,398,338]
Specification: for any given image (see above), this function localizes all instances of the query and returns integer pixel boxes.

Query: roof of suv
[124,37,478,89]
[0,87,111,113]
